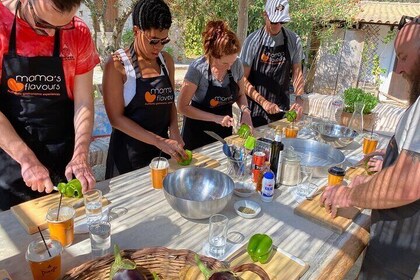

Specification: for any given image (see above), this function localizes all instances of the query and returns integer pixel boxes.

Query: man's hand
[290,102,303,121]
[65,154,96,193]
[320,185,352,218]
[21,160,54,193]
[262,100,281,114]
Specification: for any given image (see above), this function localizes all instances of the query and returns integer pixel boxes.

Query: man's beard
[408,60,420,105]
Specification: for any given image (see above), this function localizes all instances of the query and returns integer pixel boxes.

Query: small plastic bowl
[234,181,255,198]
[234,200,261,219]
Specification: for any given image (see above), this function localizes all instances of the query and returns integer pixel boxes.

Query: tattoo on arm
[406,150,420,163]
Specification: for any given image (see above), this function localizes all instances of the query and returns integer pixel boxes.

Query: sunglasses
[270,21,287,25]
[141,31,171,46]
[28,0,74,30]
[398,15,420,30]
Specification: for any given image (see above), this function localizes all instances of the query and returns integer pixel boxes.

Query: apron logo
[145,91,156,103]
[210,99,219,107]
[7,78,25,93]
[260,53,269,62]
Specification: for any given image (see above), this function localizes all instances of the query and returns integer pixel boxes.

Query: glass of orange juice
[46,204,75,247]
[25,236,62,280]
[285,124,299,138]
[149,157,169,189]
[328,166,346,186]
[363,133,379,155]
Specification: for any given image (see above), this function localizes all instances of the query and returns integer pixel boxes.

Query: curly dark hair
[51,0,82,13]
[132,0,172,31]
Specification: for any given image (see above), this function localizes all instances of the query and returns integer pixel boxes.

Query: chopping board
[268,118,291,130]
[168,152,220,172]
[11,193,110,235]
[345,166,368,180]
[294,185,361,234]
[224,131,263,147]
[227,245,309,280]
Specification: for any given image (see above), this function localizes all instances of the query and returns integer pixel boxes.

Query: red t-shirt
[0,2,100,99]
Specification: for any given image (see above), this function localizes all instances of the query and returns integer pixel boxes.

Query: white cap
[265,0,291,23]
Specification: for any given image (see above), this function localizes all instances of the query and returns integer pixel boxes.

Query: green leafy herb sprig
[343,87,378,114]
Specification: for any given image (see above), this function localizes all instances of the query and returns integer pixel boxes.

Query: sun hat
[265,0,291,23]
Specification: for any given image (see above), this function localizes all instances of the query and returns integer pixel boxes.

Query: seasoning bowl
[234,200,261,219]
[234,181,255,198]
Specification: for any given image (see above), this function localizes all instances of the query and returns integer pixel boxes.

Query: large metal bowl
[312,123,358,148]
[283,138,345,177]
[163,167,234,219]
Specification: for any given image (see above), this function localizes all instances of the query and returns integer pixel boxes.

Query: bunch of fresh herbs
[343,87,378,114]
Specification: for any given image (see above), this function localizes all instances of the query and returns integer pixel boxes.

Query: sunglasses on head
[28,0,74,30]
[141,30,171,46]
[398,15,420,30]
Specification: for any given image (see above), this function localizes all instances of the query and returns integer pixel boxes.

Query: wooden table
[0,126,390,279]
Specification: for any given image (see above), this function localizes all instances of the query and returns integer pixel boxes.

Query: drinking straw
[37,226,51,257]
[56,193,63,221]
[157,149,162,169]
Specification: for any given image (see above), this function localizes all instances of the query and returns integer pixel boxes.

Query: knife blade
[204,130,227,144]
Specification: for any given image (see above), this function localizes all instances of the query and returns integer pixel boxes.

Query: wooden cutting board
[227,245,309,280]
[168,152,220,172]
[11,193,110,235]
[294,185,361,234]
[268,118,291,130]
[345,166,368,180]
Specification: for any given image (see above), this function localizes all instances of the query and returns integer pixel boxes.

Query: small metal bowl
[312,123,358,148]
[163,167,234,219]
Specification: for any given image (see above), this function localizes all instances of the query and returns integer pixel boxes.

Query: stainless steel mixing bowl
[282,138,346,177]
[163,167,234,219]
[312,123,358,148]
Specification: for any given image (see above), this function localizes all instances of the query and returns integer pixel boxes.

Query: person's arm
[102,55,185,161]
[235,77,253,129]
[321,149,420,215]
[162,52,185,151]
[0,111,53,192]
[66,70,96,192]
[292,63,304,97]
[242,66,281,114]
[177,79,233,127]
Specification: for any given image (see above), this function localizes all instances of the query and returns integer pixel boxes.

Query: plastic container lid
[328,166,346,176]
[263,171,274,179]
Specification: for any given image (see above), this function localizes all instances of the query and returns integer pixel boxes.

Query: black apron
[182,66,239,150]
[360,136,420,279]
[248,28,292,127]
[0,2,74,210]
[105,47,174,178]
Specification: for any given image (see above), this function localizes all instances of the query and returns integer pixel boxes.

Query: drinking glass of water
[208,214,228,259]
[89,221,111,258]
[84,189,103,224]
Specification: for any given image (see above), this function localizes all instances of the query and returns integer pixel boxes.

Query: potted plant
[341,87,379,131]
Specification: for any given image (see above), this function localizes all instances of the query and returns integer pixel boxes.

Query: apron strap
[53,29,61,57]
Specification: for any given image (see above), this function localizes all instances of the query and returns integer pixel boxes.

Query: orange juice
[46,205,75,247]
[363,134,378,154]
[26,238,62,280]
[285,126,299,138]
[328,166,345,186]
[150,157,169,189]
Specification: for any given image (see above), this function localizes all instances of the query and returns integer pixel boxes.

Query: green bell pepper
[237,123,251,139]
[178,149,193,166]
[57,179,83,198]
[247,233,273,264]
[285,110,297,123]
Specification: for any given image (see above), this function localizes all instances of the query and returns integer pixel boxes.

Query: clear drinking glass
[208,214,229,259]
[348,101,365,134]
[295,166,318,199]
[89,221,111,258]
[84,189,103,225]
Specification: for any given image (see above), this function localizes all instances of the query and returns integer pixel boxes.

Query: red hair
[202,21,241,59]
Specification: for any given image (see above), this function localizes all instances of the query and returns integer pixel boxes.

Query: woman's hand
[217,115,234,127]
[290,103,303,121]
[65,153,96,193]
[158,138,187,162]
[240,110,254,133]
